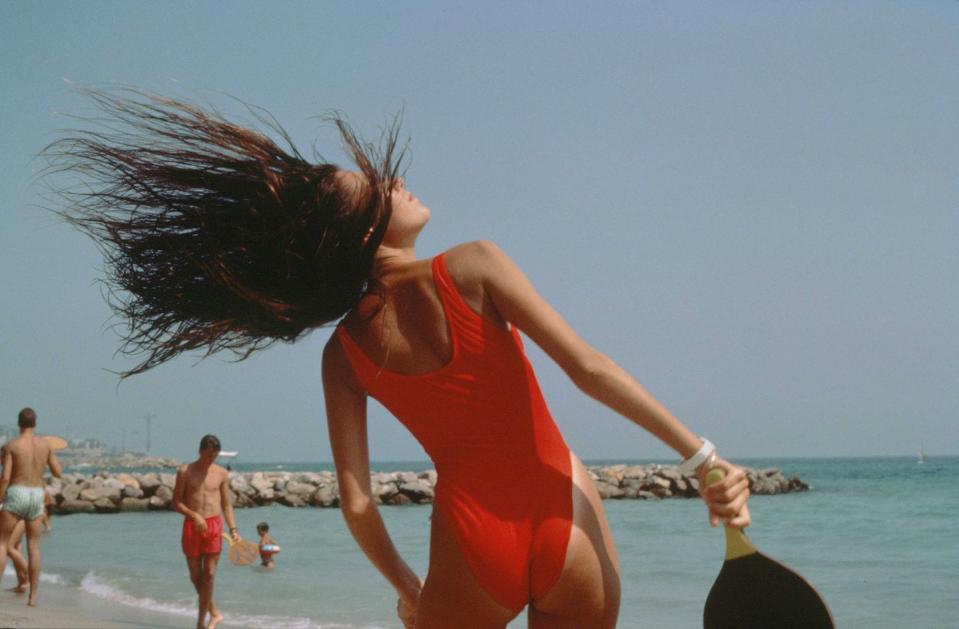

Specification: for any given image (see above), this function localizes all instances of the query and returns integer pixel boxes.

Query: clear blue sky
[2,2,956,462]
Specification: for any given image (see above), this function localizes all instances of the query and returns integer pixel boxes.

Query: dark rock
[397,472,418,484]
[788,477,809,492]
[61,483,81,502]
[139,473,162,494]
[398,479,434,503]
[94,497,118,513]
[234,492,256,508]
[312,484,339,507]
[284,481,315,497]
[671,477,689,494]
[58,499,95,514]
[119,497,150,512]
[80,486,121,503]
[659,467,682,481]
[388,493,412,506]
[593,480,626,499]
[229,476,255,496]
[277,493,307,507]
[371,481,396,501]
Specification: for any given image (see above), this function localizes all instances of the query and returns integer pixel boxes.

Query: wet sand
[0,582,185,628]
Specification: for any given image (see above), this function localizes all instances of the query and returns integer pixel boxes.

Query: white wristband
[678,438,715,475]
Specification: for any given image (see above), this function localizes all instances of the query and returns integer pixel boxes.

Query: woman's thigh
[416,508,519,629]
[528,453,621,629]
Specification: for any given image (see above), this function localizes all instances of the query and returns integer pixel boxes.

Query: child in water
[256,522,280,569]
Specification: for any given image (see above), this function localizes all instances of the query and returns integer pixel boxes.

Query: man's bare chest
[185,471,221,495]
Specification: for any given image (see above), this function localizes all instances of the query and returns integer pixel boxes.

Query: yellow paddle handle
[705,467,757,561]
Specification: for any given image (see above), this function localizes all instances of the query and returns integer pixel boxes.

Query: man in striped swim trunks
[0,407,63,607]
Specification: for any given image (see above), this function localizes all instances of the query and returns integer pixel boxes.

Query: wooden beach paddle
[703,468,834,629]
[43,435,68,450]
[220,533,259,567]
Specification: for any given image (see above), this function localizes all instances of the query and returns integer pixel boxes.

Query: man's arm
[219,469,239,541]
[172,465,206,529]
[47,448,62,478]
[0,447,12,499]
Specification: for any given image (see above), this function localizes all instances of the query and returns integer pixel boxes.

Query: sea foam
[3,565,66,585]
[79,572,361,628]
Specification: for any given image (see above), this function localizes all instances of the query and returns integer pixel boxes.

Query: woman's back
[341,257,454,377]
[336,252,574,612]
[337,253,569,467]
[340,247,513,374]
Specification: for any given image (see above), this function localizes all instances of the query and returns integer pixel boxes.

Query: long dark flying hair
[46,88,404,378]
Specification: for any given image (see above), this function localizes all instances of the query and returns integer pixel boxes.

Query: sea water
[5,457,956,628]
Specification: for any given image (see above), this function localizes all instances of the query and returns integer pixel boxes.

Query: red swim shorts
[181,515,223,557]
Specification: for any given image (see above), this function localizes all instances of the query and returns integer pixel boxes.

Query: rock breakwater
[44,465,807,514]
[59,453,180,470]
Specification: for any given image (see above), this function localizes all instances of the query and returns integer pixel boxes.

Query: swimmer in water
[256,522,279,569]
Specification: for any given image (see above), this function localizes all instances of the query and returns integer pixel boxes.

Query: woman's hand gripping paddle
[220,533,259,567]
[703,468,834,629]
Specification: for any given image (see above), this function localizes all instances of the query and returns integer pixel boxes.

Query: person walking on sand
[0,441,29,594]
[0,408,62,607]
[55,90,751,628]
[172,434,240,629]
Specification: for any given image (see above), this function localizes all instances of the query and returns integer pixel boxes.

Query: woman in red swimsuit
[55,90,751,628]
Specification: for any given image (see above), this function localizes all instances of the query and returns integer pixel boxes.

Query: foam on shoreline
[1,566,368,629]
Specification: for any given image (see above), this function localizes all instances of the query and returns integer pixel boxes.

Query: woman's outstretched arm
[451,240,750,528]
[322,337,422,624]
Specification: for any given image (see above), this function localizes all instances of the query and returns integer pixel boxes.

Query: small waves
[79,572,197,618]
[2,565,66,584]
[78,572,363,629]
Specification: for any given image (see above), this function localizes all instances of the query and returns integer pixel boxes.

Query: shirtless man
[0,441,29,594]
[172,434,239,629]
[0,407,62,606]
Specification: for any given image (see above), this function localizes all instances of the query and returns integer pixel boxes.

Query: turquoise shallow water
[10,456,958,628]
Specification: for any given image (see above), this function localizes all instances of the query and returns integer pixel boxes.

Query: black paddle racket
[703,468,834,629]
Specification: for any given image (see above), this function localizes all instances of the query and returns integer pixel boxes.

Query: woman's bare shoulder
[322,326,347,367]
[443,240,510,282]
[442,241,517,323]
[444,239,503,260]
[321,319,366,392]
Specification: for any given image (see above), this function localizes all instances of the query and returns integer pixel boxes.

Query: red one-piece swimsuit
[336,253,574,613]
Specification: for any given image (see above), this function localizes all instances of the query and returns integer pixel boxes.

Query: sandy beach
[0,582,184,628]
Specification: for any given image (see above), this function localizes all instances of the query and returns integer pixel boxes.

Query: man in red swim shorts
[172,435,239,629]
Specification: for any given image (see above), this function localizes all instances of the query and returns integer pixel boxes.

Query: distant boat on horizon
[917,448,926,464]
